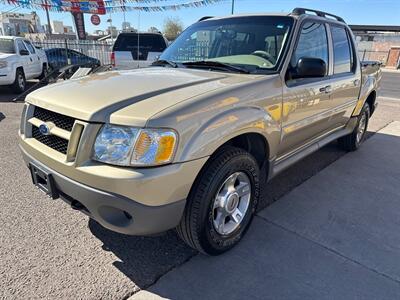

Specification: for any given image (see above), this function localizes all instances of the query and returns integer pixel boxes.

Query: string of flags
[0,0,226,14]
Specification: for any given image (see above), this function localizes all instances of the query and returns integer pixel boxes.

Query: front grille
[32,126,68,154]
[33,106,75,132]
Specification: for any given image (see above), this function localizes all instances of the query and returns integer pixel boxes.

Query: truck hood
[26,67,260,126]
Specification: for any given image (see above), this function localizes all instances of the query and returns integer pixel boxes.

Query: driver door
[278,21,334,158]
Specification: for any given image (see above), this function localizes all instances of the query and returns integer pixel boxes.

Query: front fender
[178,106,280,162]
[7,61,18,79]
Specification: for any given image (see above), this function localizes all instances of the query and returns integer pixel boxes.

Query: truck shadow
[88,220,196,288]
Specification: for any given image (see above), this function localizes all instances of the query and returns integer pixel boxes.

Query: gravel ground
[1,72,399,299]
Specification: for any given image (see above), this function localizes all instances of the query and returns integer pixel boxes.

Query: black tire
[176,146,260,255]
[38,63,49,83]
[338,102,370,151]
[11,68,26,94]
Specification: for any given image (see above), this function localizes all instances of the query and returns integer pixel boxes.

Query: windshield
[0,39,15,54]
[160,16,293,74]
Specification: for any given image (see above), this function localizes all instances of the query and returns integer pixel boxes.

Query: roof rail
[292,7,346,23]
[198,16,214,22]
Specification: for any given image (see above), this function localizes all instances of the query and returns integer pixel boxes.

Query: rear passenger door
[327,24,360,127]
[279,21,333,157]
[24,40,41,76]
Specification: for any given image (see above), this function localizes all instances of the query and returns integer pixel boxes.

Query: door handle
[353,79,360,86]
[30,57,33,62]
[319,85,332,94]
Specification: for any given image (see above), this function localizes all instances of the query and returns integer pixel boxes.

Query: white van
[111,32,168,70]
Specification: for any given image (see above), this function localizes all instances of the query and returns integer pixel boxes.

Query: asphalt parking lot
[1,71,400,299]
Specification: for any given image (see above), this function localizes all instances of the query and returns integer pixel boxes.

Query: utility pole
[108,11,114,44]
[45,0,52,34]
[123,0,126,31]
[231,0,235,15]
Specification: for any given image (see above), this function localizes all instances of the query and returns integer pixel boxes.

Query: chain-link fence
[31,39,113,70]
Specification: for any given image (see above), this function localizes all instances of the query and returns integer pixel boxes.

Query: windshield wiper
[151,59,178,68]
[182,60,250,74]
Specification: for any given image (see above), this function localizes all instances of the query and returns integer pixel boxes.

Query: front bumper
[19,103,209,235]
[20,147,196,235]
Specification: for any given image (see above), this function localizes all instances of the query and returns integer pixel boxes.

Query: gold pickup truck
[19,8,381,255]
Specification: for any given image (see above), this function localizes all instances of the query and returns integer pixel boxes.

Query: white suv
[0,36,48,93]
[111,32,168,70]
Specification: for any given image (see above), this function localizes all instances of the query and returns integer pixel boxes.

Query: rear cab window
[113,33,167,60]
[330,25,354,74]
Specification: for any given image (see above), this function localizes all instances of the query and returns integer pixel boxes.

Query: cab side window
[330,26,353,74]
[16,40,28,53]
[290,22,329,74]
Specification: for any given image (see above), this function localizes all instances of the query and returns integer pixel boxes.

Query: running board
[269,118,357,179]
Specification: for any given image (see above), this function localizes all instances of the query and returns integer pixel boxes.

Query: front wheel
[338,102,370,151]
[176,146,260,255]
[11,69,26,94]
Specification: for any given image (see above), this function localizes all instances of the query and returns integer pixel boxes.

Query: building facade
[0,12,42,36]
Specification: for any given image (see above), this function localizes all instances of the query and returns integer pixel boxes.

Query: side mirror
[20,49,30,56]
[291,57,327,79]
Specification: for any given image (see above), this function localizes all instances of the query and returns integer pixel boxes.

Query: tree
[148,26,160,33]
[163,17,183,41]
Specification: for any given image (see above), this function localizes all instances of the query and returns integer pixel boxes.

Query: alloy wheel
[356,111,367,143]
[18,74,25,90]
[212,171,251,235]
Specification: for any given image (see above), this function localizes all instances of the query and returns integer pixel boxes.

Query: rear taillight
[110,52,115,67]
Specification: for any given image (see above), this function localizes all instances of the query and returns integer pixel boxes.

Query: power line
[3,4,21,14]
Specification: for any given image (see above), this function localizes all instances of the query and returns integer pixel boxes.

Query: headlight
[93,124,178,167]
[0,60,7,69]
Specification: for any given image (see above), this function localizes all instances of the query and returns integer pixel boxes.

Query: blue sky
[1,0,400,34]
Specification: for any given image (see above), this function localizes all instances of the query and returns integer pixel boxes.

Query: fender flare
[176,105,280,162]
[353,74,378,116]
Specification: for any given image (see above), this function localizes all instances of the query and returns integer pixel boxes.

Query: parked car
[44,48,100,72]
[0,36,48,93]
[111,32,168,69]
[19,8,381,255]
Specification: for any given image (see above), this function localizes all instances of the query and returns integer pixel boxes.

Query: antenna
[137,10,140,67]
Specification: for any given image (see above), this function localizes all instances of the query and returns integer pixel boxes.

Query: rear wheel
[338,102,370,151]
[176,146,260,255]
[38,63,49,83]
[11,69,26,94]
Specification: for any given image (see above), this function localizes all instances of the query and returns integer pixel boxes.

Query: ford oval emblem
[39,123,51,136]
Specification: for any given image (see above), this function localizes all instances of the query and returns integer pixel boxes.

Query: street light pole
[231,0,235,14]
[45,0,52,34]
[109,11,114,44]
